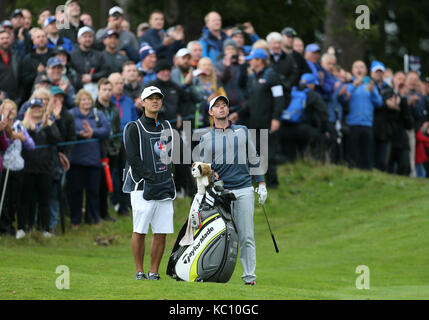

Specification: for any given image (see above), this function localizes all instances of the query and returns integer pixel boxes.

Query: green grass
[1,161,429,300]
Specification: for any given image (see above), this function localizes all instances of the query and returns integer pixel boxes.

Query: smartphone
[362,76,371,84]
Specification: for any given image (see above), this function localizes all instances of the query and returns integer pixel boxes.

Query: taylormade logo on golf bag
[182,226,215,264]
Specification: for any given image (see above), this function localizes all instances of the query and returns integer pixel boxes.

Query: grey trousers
[230,186,256,283]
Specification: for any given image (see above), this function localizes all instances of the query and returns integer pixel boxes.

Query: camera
[231,54,239,64]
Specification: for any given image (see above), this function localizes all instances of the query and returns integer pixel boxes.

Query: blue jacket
[69,106,111,167]
[346,81,383,127]
[46,36,74,53]
[199,26,228,64]
[110,94,138,131]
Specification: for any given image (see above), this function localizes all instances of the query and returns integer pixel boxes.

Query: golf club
[261,204,279,253]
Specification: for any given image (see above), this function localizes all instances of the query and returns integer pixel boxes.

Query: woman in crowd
[196,57,226,127]
[18,97,62,238]
[0,99,35,238]
[68,89,111,230]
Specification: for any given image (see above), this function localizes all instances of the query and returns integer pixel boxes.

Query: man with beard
[0,30,21,104]
[70,26,107,90]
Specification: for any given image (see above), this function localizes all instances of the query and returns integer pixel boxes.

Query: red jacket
[415,129,429,164]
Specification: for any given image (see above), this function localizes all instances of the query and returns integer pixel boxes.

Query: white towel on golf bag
[179,193,204,246]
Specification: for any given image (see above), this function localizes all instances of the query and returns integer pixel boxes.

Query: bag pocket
[143,177,176,201]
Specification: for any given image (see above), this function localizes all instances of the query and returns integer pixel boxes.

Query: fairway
[1,162,429,300]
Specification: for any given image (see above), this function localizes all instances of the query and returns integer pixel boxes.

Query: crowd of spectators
[1,0,429,239]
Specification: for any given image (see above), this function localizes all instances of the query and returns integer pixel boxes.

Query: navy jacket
[139,28,183,63]
[69,107,111,167]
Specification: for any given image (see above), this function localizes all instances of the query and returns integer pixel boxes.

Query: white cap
[77,26,94,38]
[176,48,191,58]
[109,6,124,16]
[209,95,229,110]
[141,86,164,100]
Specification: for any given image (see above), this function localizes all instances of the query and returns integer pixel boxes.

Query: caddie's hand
[255,183,267,205]
[270,119,281,132]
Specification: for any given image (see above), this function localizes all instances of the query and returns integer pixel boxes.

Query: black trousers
[67,165,101,225]
[387,147,410,176]
[0,170,24,234]
[278,123,324,162]
[18,172,52,232]
[345,126,374,170]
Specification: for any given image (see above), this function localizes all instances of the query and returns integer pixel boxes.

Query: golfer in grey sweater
[199,95,268,286]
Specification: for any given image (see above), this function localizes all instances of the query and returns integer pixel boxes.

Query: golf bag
[166,182,239,283]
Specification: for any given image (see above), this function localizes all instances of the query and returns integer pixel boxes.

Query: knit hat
[223,38,238,50]
[139,42,155,61]
[154,59,171,73]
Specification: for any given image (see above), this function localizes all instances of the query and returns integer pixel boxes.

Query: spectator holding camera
[214,39,248,114]
[139,10,184,65]
[230,22,260,56]
[96,7,139,62]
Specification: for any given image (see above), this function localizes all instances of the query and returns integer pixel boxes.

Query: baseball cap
[44,16,56,28]
[305,43,321,53]
[281,27,298,37]
[47,57,63,68]
[370,60,386,73]
[77,26,94,38]
[28,98,44,108]
[139,42,155,60]
[50,86,65,96]
[34,74,51,85]
[141,86,164,100]
[109,6,124,16]
[65,0,79,7]
[11,9,23,19]
[300,73,319,85]
[1,20,13,29]
[103,29,119,39]
[175,48,191,58]
[245,48,268,61]
[209,95,229,110]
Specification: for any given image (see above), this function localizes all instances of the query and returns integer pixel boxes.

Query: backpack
[281,86,309,123]
[166,182,239,283]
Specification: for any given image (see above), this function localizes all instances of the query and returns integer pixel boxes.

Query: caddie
[122,86,176,280]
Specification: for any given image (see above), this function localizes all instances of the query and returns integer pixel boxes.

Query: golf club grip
[271,234,279,253]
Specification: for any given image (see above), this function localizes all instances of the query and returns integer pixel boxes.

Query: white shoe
[16,229,26,240]
[43,231,53,238]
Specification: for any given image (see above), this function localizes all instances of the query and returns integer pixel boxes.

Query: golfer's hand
[256,183,267,205]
